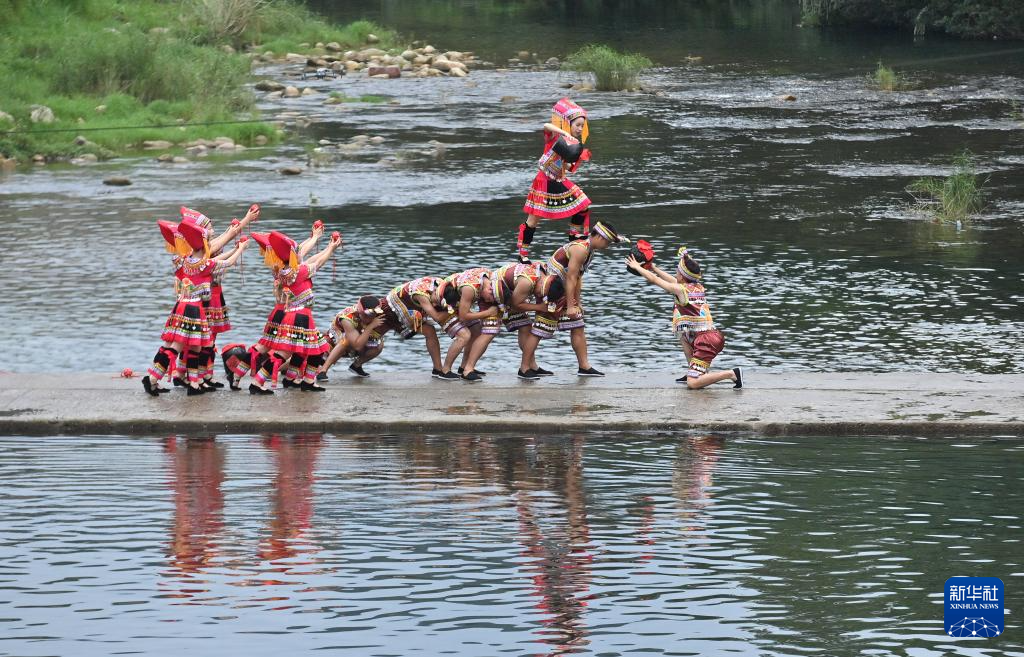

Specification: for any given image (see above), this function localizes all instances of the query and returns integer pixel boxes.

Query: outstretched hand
[625,254,641,271]
[244,204,260,223]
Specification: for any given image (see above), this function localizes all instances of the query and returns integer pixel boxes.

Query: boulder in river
[367,66,401,78]
[280,166,303,175]
[283,86,301,98]
[255,79,285,92]
[103,177,132,186]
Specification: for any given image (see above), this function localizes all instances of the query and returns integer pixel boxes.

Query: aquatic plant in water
[869,61,905,92]
[907,151,984,223]
[564,44,652,92]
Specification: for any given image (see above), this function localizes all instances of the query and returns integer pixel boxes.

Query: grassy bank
[0,0,396,162]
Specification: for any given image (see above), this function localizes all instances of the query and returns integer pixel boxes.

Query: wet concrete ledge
[1,373,1022,437]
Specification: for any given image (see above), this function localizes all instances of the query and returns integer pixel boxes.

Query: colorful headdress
[177,219,211,260]
[157,220,179,254]
[677,246,702,282]
[592,220,627,244]
[551,97,589,143]
[250,231,271,253]
[266,231,299,270]
[180,206,212,231]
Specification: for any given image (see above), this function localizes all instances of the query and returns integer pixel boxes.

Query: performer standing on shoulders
[517,98,593,263]
[625,246,742,389]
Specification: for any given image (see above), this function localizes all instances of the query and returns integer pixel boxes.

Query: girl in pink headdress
[516,97,593,263]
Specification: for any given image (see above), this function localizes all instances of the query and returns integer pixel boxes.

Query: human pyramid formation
[142,98,742,396]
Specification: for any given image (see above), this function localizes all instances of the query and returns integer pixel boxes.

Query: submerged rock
[280,166,303,175]
[255,80,286,92]
[103,177,132,186]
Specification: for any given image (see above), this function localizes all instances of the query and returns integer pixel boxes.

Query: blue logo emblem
[945,577,1004,637]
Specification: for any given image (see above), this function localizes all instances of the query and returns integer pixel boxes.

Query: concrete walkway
[2,372,1022,436]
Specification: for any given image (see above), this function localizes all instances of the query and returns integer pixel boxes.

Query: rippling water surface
[0,433,1021,656]
[1,6,1022,374]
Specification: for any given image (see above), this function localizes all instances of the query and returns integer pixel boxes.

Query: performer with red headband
[142,216,251,396]
[519,221,628,378]
[171,205,258,388]
[459,263,565,380]
[220,222,324,390]
[249,229,342,394]
[516,98,593,263]
[626,246,742,389]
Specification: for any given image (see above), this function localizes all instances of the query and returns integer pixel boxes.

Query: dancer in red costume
[143,216,251,396]
[516,98,593,263]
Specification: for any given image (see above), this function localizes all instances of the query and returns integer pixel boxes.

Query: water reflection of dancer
[517,98,593,263]
[257,434,324,574]
[143,216,251,396]
[163,436,226,598]
[673,435,724,532]
[626,246,742,389]
[509,436,594,655]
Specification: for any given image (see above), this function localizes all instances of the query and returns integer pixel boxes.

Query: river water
[0,433,1020,656]
[1,2,1023,375]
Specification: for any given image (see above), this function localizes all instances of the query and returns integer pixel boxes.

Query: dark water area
[0,1,1022,375]
[0,433,1021,656]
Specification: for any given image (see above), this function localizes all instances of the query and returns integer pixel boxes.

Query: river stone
[545,57,560,67]
[283,86,301,98]
[156,153,173,162]
[361,48,387,58]
[401,49,417,60]
[266,91,283,99]
[414,68,429,78]
[345,61,362,71]
[517,50,530,60]
[367,66,401,78]
[172,156,189,163]
[143,140,173,150]
[74,135,87,146]
[285,53,306,62]
[325,41,342,52]
[422,45,436,54]
[315,42,324,49]
[1,158,15,171]
[149,27,170,35]
[71,154,98,164]
[280,166,303,175]
[213,136,234,146]
[94,104,107,113]
[413,55,430,66]
[103,177,132,186]
[185,145,207,156]
[500,95,517,103]
[432,58,451,72]
[780,94,797,102]
[301,87,317,96]
[30,105,55,123]
[254,135,268,145]
[255,80,285,92]
[350,134,370,143]
[215,142,236,152]
[0,111,14,124]
[366,33,379,44]
[32,154,45,163]
[450,67,467,78]
[221,45,235,55]
[368,136,385,145]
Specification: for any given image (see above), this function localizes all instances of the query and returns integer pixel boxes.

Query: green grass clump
[328,92,389,103]
[907,151,984,223]
[563,44,652,92]
[869,61,907,92]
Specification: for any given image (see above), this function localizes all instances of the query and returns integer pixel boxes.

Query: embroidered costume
[673,248,726,379]
[481,262,546,334]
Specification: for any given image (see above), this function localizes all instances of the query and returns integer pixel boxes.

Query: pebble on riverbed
[280,166,303,175]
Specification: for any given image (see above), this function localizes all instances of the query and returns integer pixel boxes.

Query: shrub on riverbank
[0,0,394,162]
[800,0,1024,40]
[907,151,984,223]
[564,44,652,91]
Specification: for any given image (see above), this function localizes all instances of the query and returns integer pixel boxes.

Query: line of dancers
[142,98,741,396]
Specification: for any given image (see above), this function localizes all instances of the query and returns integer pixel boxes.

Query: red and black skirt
[264,307,329,355]
[257,304,285,350]
[161,300,212,348]
[206,284,231,335]
[523,172,591,220]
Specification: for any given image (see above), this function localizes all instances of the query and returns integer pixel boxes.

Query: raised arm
[543,122,571,140]
[209,204,260,253]
[298,223,325,259]
[627,255,687,302]
[305,233,343,271]
[215,239,249,269]
[649,262,678,284]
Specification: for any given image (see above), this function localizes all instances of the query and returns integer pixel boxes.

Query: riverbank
[0,0,406,163]
[2,373,1022,436]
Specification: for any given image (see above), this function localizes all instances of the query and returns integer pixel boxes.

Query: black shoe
[317,371,329,381]
[461,371,484,383]
[156,387,171,394]
[518,254,531,264]
[675,375,689,384]
[249,383,274,395]
[577,367,604,377]
[225,370,235,388]
[201,381,219,392]
[187,385,205,396]
[732,367,743,389]
[207,380,225,389]
[435,370,460,381]
[517,369,539,380]
[458,367,486,377]
[172,377,187,388]
[282,378,300,388]
[533,367,553,376]
[300,381,326,392]
[349,363,370,378]
[142,376,159,397]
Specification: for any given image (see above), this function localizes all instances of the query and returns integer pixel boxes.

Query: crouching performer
[625,246,742,389]
[321,295,388,377]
